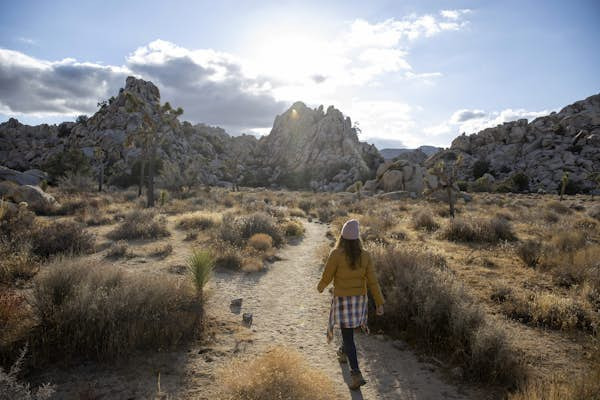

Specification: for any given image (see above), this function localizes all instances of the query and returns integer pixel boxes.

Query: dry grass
[441,216,516,243]
[248,233,273,251]
[106,240,129,258]
[282,219,305,237]
[218,347,340,400]
[30,220,95,258]
[508,368,600,400]
[108,209,170,240]
[31,257,201,362]
[176,212,219,231]
[411,209,439,232]
[149,243,173,258]
[219,212,284,247]
[371,245,523,387]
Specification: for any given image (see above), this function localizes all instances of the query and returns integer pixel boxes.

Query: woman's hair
[336,236,362,269]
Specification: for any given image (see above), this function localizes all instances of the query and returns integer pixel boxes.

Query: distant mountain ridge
[379,145,442,161]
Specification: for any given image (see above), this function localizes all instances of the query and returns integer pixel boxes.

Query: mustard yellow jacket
[317,247,385,306]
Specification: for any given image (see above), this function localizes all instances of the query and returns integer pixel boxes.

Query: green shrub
[187,250,214,293]
[512,172,529,192]
[472,159,490,179]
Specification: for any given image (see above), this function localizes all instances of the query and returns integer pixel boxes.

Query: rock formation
[427,93,600,192]
[249,102,382,191]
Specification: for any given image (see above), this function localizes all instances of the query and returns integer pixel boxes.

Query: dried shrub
[546,201,571,215]
[371,246,522,386]
[0,240,37,283]
[0,347,55,400]
[241,257,263,273]
[248,234,273,251]
[30,221,94,258]
[150,243,173,258]
[411,209,439,232]
[516,240,543,268]
[31,257,201,362]
[108,210,170,240]
[508,368,600,400]
[282,220,305,237]
[288,208,306,218]
[588,205,600,221]
[77,207,112,226]
[177,215,217,231]
[442,217,516,243]
[550,231,586,253]
[218,347,340,400]
[219,212,283,247]
[106,240,128,258]
[298,200,314,214]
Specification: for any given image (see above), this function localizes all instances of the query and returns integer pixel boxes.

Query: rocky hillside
[427,93,600,193]
[0,77,259,188]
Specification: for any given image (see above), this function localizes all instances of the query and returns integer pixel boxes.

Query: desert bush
[219,212,284,247]
[546,201,571,215]
[288,208,306,218]
[442,217,516,243]
[472,159,490,179]
[108,209,170,240]
[77,207,112,226]
[512,172,530,192]
[57,172,95,193]
[516,240,543,268]
[187,250,214,294]
[317,207,334,223]
[543,210,560,223]
[241,256,263,273]
[371,245,522,386]
[178,215,217,231]
[298,200,314,214]
[283,220,305,237]
[551,231,586,253]
[588,205,600,221]
[0,240,37,283]
[218,347,339,400]
[31,257,200,362]
[52,198,89,216]
[106,240,128,258]
[30,221,94,258]
[470,176,493,192]
[248,233,273,251]
[0,347,55,400]
[150,243,173,258]
[411,209,439,232]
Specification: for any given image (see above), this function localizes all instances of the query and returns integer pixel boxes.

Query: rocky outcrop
[428,93,600,192]
[0,77,259,188]
[251,102,382,191]
[0,166,48,186]
[0,181,58,213]
[360,159,435,196]
[379,146,442,162]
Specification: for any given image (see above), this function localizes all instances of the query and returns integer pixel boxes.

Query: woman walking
[317,219,385,390]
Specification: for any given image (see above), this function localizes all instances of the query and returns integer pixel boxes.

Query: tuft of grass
[150,243,173,258]
[282,220,305,237]
[411,209,439,232]
[177,214,217,231]
[550,231,586,253]
[219,212,284,247]
[218,347,340,400]
[442,217,516,243]
[248,233,273,251]
[508,368,600,400]
[0,240,37,283]
[106,240,128,258]
[31,257,200,362]
[187,250,215,293]
[546,200,571,215]
[108,209,170,240]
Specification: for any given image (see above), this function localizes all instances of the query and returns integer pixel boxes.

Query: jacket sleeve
[366,253,385,306]
[317,249,337,293]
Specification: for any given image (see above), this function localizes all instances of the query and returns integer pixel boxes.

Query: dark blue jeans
[341,327,359,372]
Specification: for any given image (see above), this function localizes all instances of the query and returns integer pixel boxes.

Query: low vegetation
[31,257,200,362]
[108,209,170,240]
[218,347,340,400]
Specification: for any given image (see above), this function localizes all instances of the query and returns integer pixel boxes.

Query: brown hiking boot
[337,347,347,363]
[348,371,366,390]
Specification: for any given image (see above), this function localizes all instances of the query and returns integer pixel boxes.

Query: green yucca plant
[187,249,215,294]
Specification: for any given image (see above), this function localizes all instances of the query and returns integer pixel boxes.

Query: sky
[0,0,599,149]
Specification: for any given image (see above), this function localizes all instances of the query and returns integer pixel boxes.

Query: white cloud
[0,9,471,138]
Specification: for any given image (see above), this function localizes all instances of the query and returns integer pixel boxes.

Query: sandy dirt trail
[31,220,482,399]
[194,221,480,400]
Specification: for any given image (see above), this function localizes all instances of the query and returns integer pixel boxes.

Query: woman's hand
[376,304,384,316]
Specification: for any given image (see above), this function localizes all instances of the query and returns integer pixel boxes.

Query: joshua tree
[125,94,183,207]
[426,154,463,218]
[93,146,108,192]
[560,172,569,201]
